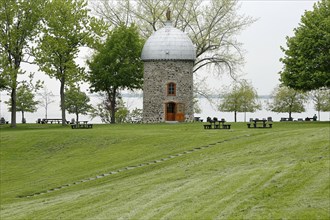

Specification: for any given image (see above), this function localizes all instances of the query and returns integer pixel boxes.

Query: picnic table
[247,118,272,128]
[71,121,93,129]
[204,119,231,129]
[280,117,293,122]
[39,118,69,124]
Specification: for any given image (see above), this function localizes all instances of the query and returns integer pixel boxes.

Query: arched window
[167,82,176,96]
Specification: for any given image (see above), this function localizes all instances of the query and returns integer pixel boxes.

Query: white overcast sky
[231,0,317,95]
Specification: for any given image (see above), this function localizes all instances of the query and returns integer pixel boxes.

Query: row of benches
[71,124,93,129]
[247,123,272,128]
[203,124,231,129]
[204,123,273,129]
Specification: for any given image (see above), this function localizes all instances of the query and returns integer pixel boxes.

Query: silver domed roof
[141,21,196,61]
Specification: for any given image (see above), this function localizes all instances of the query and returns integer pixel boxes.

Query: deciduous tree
[0,0,45,127]
[87,24,144,124]
[64,86,93,123]
[310,88,330,120]
[280,0,330,91]
[115,99,129,123]
[33,0,102,126]
[268,85,308,120]
[38,87,55,119]
[218,80,261,122]
[93,0,254,76]
[90,93,125,124]
[5,83,39,123]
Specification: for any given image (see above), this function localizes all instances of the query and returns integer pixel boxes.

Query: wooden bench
[71,124,93,129]
[247,123,272,128]
[41,119,69,124]
[203,124,212,129]
[223,124,231,129]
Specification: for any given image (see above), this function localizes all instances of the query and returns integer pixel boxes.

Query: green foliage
[268,85,308,119]
[32,0,103,125]
[64,87,93,122]
[115,99,129,123]
[0,74,9,90]
[0,0,46,127]
[91,102,112,124]
[218,80,261,122]
[0,122,329,219]
[87,23,144,123]
[91,93,129,124]
[311,88,330,120]
[88,23,144,92]
[33,0,89,83]
[5,83,39,123]
[280,0,330,91]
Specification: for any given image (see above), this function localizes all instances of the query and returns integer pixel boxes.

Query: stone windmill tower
[141,10,196,123]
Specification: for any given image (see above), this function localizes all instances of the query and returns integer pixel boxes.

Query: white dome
[141,22,196,61]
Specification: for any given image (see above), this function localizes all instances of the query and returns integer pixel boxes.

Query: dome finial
[166,8,171,21]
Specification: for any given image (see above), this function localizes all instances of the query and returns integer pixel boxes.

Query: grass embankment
[0,122,329,219]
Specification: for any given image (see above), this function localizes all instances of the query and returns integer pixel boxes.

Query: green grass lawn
[0,122,329,219]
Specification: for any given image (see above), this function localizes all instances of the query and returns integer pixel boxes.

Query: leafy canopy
[64,86,93,122]
[33,0,105,125]
[218,80,261,122]
[87,23,144,124]
[0,0,45,127]
[268,85,308,118]
[88,23,144,93]
[280,0,330,91]
[5,83,39,114]
[311,88,330,113]
[33,0,91,83]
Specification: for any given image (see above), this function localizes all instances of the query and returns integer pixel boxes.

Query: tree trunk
[234,111,237,122]
[110,89,117,124]
[45,103,48,119]
[60,78,66,126]
[10,87,17,128]
[22,111,25,123]
[76,110,79,123]
[289,111,292,121]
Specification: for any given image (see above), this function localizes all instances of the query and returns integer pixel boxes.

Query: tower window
[167,82,176,96]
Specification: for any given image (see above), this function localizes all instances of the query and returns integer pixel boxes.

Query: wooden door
[166,102,176,121]
[175,103,185,122]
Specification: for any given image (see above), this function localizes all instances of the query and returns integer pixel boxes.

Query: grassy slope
[0,122,329,219]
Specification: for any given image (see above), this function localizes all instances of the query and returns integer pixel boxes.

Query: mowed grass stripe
[0,122,329,219]
[21,134,251,198]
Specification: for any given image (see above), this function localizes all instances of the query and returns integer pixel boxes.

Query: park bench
[222,124,231,129]
[71,121,93,129]
[203,118,231,129]
[203,124,212,129]
[38,118,69,124]
[247,118,272,128]
[280,117,293,122]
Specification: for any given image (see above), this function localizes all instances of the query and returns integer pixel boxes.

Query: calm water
[0,93,329,123]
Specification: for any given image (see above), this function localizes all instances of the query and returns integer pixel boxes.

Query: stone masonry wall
[143,60,194,123]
